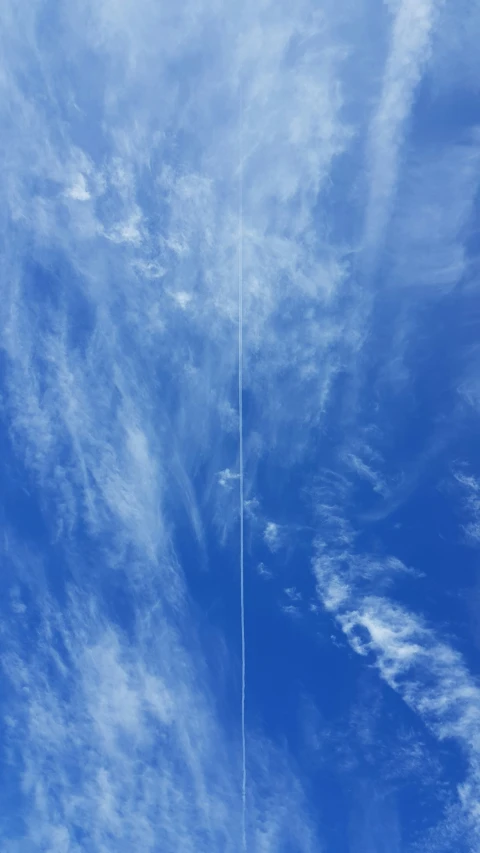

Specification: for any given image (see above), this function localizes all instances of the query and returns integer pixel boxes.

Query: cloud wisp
[1,0,480,850]
[363,0,438,260]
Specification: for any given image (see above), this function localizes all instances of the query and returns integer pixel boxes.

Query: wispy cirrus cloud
[453,468,480,544]
[0,0,350,848]
[1,535,319,852]
[1,0,480,850]
[363,0,438,259]
[314,539,480,847]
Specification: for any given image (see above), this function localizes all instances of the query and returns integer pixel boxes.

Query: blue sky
[1,0,480,850]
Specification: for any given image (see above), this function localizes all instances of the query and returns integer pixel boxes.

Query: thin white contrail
[238,82,247,851]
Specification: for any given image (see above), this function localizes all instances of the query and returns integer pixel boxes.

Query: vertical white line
[238,80,247,852]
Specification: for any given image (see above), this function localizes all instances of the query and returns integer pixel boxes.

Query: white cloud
[0,0,478,849]
[264,521,282,552]
[256,562,272,579]
[172,290,193,309]
[65,173,90,201]
[364,0,437,258]
[218,468,240,489]
[453,468,480,543]
[285,586,302,602]
[0,0,348,848]
[344,451,388,496]
[389,132,480,291]
[315,548,480,844]
[1,560,319,852]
